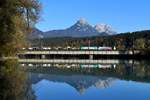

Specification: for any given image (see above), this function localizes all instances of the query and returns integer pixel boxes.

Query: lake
[25,60,150,100]
[1,60,150,100]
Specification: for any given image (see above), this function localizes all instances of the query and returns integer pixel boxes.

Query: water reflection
[27,61,150,100]
[27,61,150,83]
[0,60,35,100]
[2,60,150,100]
[31,73,116,94]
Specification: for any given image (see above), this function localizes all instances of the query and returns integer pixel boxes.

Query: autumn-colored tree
[0,0,41,57]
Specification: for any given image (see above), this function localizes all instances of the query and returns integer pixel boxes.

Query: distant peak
[95,24,111,28]
[95,24,111,31]
[94,24,117,34]
[77,18,88,25]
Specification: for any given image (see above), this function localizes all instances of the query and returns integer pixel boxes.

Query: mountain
[43,18,116,37]
[29,18,116,39]
[28,28,44,40]
[94,24,116,35]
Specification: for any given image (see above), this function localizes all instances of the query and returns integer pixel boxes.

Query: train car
[42,47,51,51]
[97,47,112,50]
[80,46,112,51]
[80,46,98,50]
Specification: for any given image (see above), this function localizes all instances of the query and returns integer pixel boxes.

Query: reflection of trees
[105,61,150,83]
[29,61,150,83]
[0,60,35,100]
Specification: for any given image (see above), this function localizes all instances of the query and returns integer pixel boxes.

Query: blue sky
[36,0,150,33]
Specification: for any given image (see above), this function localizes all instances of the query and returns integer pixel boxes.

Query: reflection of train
[80,46,112,50]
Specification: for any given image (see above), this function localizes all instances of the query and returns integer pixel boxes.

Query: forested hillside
[31,30,150,50]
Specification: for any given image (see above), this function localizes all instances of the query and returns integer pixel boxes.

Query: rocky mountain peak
[77,18,88,25]
[94,24,116,35]
[95,24,111,32]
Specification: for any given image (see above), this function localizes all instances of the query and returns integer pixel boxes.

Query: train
[21,46,114,51]
[80,46,113,50]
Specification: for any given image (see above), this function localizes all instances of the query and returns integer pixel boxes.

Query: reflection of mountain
[30,73,116,94]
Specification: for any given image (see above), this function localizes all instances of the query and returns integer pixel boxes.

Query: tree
[134,38,145,50]
[145,39,150,50]
[0,0,41,57]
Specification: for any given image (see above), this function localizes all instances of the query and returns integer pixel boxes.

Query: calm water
[1,60,150,100]
[27,61,150,100]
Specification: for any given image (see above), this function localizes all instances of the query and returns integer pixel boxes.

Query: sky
[36,0,150,33]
